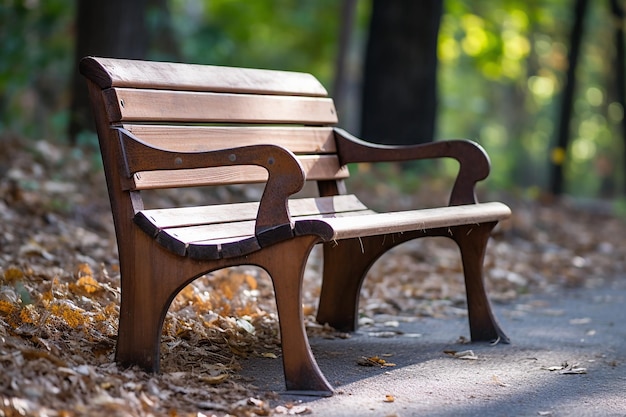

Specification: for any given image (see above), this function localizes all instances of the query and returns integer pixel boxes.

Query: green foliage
[1,0,624,198]
[166,0,343,86]
[0,0,74,140]
[438,0,624,198]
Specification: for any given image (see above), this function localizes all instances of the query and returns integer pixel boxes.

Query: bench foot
[452,223,510,344]
[115,292,168,373]
[115,247,184,373]
[264,237,334,394]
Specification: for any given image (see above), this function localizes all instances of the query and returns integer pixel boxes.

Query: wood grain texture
[104,88,338,124]
[321,201,511,240]
[80,56,329,96]
[132,199,509,260]
[123,125,337,154]
[129,155,349,190]
[136,195,369,229]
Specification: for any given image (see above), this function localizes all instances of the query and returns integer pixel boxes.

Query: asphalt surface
[240,278,626,416]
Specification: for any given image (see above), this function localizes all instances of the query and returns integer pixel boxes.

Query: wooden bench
[80,56,511,396]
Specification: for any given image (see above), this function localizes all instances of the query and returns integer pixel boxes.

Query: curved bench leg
[115,235,205,373]
[452,223,510,343]
[116,290,166,372]
[317,235,408,332]
[262,236,333,395]
[115,254,172,372]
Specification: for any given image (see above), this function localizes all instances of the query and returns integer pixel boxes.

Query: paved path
[241,279,626,416]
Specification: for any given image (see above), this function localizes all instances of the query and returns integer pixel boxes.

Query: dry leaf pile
[1,138,626,416]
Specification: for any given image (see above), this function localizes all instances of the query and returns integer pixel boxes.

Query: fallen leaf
[560,367,587,374]
[275,404,312,415]
[445,349,478,360]
[198,373,229,385]
[357,356,396,367]
[492,375,509,387]
[236,318,255,335]
[456,336,470,344]
[569,318,592,325]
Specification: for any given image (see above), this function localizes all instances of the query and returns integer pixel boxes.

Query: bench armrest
[114,127,305,236]
[333,128,491,206]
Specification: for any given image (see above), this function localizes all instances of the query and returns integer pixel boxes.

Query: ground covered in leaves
[1,137,625,416]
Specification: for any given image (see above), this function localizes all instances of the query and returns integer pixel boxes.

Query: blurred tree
[610,0,626,196]
[360,0,442,145]
[550,0,588,196]
[68,0,150,143]
[0,1,73,140]
[332,0,358,112]
[146,0,180,62]
[3,0,622,198]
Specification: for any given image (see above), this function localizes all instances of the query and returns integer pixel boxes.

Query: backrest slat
[122,125,337,154]
[129,155,349,190]
[105,88,338,124]
[80,56,329,96]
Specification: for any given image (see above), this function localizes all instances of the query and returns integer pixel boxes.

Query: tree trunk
[332,0,358,114]
[360,0,442,145]
[68,0,150,143]
[550,0,588,196]
[610,0,626,196]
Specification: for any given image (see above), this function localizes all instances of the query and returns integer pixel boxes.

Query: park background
[2,0,626,201]
[1,1,626,416]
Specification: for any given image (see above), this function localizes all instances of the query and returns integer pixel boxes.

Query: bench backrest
[80,57,349,205]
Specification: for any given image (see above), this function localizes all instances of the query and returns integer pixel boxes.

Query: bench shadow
[238,290,626,415]
[238,314,473,392]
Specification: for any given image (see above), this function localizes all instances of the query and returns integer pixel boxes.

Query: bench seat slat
[105,88,338,124]
[135,199,510,260]
[161,220,256,244]
[321,202,511,240]
[135,195,371,259]
[122,125,337,154]
[130,156,350,190]
[160,208,379,246]
[136,195,370,229]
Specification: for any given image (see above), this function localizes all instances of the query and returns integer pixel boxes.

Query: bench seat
[135,196,510,260]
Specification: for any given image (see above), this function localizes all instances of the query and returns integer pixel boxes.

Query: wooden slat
[122,125,337,154]
[136,195,369,229]
[160,220,256,245]
[300,155,349,181]
[131,164,266,190]
[322,202,512,240]
[136,201,509,260]
[130,155,349,190]
[139,195,374,260]
[289,195,370,217]
[81,56,329,96]
[104,88,338,124]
